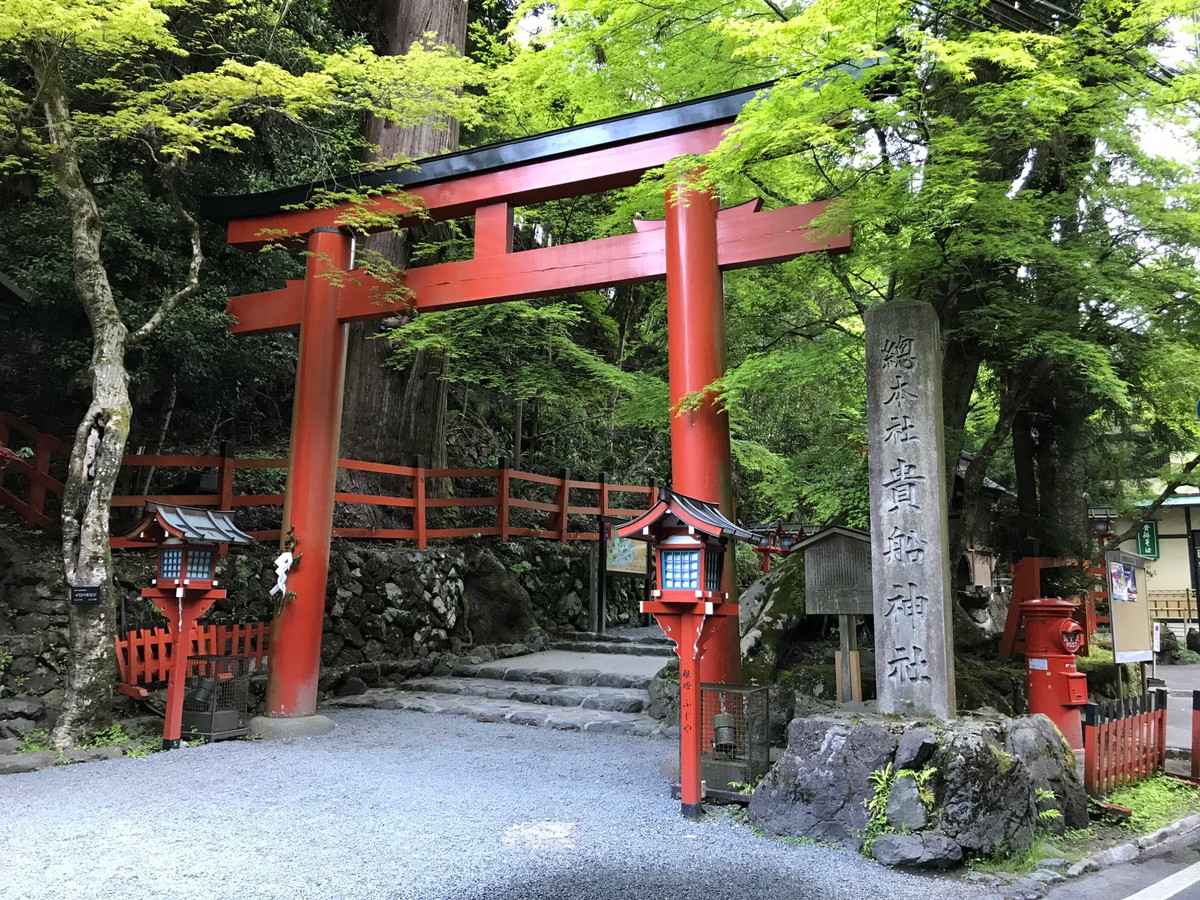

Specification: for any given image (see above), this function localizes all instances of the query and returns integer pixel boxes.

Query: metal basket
[181,655,251,741]
[700,683,770,793]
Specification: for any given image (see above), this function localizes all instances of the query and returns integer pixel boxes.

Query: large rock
[885,773,927,831]
[749,710,1077,867]
[1003,715,1088,830]
[932,724,1036,856]
[871,832,962,869]
[461,547,536,645]
[738,554,806,683]
[749,715,897,849]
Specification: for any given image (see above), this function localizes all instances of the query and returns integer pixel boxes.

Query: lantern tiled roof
[122,501,255,545]
[617,488,763,544]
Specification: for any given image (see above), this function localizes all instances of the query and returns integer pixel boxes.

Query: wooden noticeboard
[604,523,650,578]
[1107,550,1153,664]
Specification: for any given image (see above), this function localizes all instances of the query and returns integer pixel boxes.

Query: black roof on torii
[197,61,881,224]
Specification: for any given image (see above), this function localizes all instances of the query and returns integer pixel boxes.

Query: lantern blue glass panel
[186,549,214,580]
[705,550,723,593]
[661,549,700,590]
[161,548,183,579]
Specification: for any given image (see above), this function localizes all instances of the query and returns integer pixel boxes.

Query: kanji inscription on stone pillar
[866,300,956,718]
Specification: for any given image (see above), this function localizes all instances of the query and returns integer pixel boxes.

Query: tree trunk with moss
[36,53,131,746]
[33,49,203,748]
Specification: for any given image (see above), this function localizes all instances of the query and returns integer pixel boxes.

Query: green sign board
[1136,520,1159,559]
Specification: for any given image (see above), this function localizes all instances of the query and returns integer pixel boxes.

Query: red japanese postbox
[1022,597,1088,750]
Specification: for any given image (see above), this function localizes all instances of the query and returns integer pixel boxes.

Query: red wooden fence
[115,621,271,697]
[1082,690,1168,795]
[0,412,72,529]
[0,413,655,547]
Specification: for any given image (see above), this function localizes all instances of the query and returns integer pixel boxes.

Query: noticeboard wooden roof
[794,525,869,552]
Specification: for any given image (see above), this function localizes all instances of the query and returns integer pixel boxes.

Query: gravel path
[0,709,983,900]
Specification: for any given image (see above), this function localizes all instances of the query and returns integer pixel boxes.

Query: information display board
[1106,550,1153,664]
[605,522,650,578]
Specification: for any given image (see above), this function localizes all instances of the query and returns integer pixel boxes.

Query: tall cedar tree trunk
[337,1,467,524]
[1004,126,1100,561]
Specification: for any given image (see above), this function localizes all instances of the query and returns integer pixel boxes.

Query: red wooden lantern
[617,489,762,818]
[122,502,254,748]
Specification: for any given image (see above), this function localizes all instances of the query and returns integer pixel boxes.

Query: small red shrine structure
[617,489,762,818]
[204,79,855,729]
[122,502,255,749]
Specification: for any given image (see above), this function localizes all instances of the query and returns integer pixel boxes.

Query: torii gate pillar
[261,226,351,729]
[665,177,740,685]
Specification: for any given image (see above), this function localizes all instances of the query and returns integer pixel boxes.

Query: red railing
[1083,690,1168,795]
[0,411,71,528]
[115,621,271,697]
[0,413,656,547]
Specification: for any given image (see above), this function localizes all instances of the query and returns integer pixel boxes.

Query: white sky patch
[1008,149,1036,198]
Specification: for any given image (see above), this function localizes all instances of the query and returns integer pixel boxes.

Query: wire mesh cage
[700,683,770,793]
[181,655,251,741]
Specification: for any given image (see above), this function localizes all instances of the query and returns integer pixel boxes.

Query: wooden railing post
[556,468,570,543]
[649,476,659,507]
[1153,689,1165,774]
[414,455,427,549]
[591,471,608,635]
[1083,702,1099,795]
[216,440,235,556]
[217,440,235,510]
[498,456,512,542]
[29,433,52,525]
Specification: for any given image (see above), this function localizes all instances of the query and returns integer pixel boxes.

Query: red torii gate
[209,83,851,730]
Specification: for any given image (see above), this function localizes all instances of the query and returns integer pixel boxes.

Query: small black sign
[71,585,102,605]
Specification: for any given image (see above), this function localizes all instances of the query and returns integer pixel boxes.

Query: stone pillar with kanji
[865,300,957,718]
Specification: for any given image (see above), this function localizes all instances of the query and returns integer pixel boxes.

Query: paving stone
[1036,858,1068,871]
[1028,870,1064,885]
[63,746,124,764]
[0,751,57,775]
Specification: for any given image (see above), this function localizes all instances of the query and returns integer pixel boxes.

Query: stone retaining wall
[0,522,641,738]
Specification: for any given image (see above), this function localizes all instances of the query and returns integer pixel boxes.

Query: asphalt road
[1159,664,1200,755]
[1046,841,1200,900]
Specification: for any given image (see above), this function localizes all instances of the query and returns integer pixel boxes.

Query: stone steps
[323,636,676,739]
[551,628,675,658]
[548,640,675,657]
[326,686,675,738]
[449,662,653,690]
[558,630,674,647]
[400,676,651,713]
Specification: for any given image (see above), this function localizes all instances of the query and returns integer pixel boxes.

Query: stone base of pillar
[249,714,336,740]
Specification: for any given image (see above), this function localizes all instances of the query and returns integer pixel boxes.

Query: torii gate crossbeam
[207,82,851,728]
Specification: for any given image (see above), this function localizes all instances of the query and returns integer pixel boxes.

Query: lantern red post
[266,227,352,721]
[142,588,222,748]
[121,502,254,749]
[665,173,740,686]
[617,490,760,818]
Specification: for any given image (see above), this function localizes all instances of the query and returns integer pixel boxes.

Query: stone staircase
[325,627,679,738]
